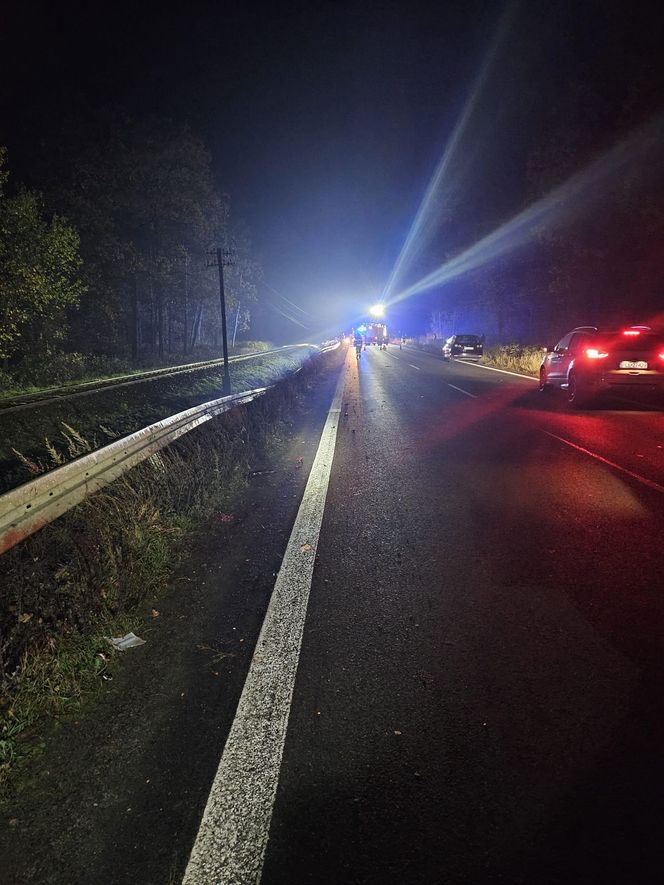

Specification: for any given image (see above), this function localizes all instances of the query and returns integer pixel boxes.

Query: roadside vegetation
[480,343,543,376]
[0,342,273,397]
[0,119,266,395]
[0,350,340,794]
[0,347,311,495]
[414,339,542,376]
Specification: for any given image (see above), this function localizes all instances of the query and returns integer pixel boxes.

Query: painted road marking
[408,364,421,370]
[465,362,538,381]
[182,363,348,885]
[448,383,477,398]
[542,431,664,494]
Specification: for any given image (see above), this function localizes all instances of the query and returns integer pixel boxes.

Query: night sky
[2,0,663,338]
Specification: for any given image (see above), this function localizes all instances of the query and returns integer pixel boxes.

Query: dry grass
[0,352,331,789]
[0,347,311,495]
[481,344,543,376]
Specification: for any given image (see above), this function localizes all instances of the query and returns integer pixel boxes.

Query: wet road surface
[3,345,664,884]
[260,346,664,884]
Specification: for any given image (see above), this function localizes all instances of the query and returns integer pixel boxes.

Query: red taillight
[585,347,609,359]
[659,353,664,360]
[623,329,640,336]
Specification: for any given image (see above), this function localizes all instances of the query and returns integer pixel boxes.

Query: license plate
[619,360,648,369]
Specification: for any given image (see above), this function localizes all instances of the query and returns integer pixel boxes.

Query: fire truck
[357,322,389,349]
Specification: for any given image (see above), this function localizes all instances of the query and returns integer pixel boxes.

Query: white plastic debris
[107,632,146,650]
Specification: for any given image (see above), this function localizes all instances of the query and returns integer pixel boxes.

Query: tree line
[0,113,262,381]
[423,77,664,345]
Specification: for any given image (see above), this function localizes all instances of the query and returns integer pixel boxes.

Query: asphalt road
[3,344,664,884]
[260,346,664,885]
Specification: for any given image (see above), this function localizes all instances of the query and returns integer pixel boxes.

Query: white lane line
[464,362,538,381]
[182,364,347,885]
[447,383,477,398]
[542,431,664,494]
[408,364,421,371]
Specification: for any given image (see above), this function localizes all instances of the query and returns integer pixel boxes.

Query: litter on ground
[107,632,146,650]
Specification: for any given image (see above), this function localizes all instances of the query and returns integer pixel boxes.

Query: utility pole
[208,247,234,395]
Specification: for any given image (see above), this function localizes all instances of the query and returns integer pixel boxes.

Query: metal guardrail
[0,388,266,555]
[0,341,341,556]
[0,344,318,415]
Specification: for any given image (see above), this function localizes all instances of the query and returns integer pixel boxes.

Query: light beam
[390,114,664,304]
[381,3,518,302]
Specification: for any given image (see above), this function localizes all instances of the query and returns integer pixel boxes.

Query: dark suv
[539,325,664,406]
[442,334,484,361]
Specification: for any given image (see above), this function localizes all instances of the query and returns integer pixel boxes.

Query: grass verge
[0,342,274,397]
[481,343,543,376]
[413,339,543,375]
[0,347,311,494]
[0,349,338,795]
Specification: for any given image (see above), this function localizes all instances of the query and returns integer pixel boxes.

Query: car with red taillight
[539,325,664,407]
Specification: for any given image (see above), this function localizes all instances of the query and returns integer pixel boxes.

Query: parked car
[539,325,664,406]
[442,334,484,361]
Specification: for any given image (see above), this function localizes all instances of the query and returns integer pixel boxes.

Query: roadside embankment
[0,348,314,494]
[0,342,273,397]
[0,347,343,790]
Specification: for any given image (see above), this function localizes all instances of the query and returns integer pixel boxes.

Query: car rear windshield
[455,335,481,345]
